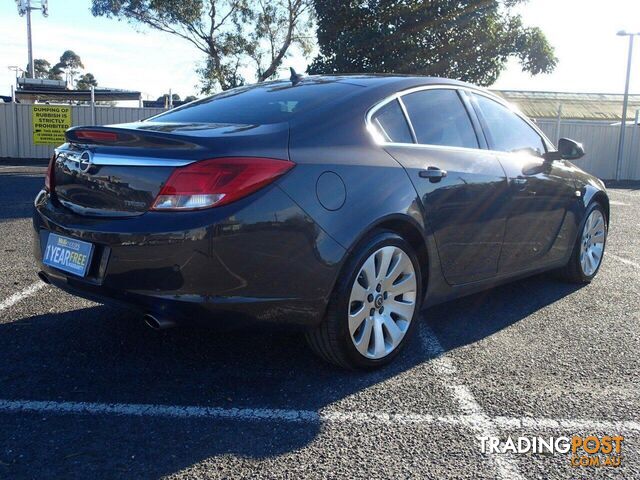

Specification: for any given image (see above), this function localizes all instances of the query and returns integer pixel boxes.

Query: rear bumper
[32,186,346,328]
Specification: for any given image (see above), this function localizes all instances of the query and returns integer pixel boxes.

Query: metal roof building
[493,90,640,121]
[13,77,142,104]
[15,88,142,103]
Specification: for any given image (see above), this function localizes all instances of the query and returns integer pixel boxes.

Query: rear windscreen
[150,79,361,125]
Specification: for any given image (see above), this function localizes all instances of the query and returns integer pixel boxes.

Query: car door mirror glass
[545,137,585,161]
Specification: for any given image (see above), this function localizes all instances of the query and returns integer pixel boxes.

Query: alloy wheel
[580,209,606,276]
[348,246,417,359]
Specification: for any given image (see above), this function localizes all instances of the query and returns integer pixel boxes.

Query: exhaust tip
[143,313,175,330]
[37,271,51,284]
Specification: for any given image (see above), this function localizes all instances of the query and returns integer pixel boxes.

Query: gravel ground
[0,165,638,479]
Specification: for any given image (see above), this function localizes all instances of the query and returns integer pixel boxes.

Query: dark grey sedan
[33,75,609,369]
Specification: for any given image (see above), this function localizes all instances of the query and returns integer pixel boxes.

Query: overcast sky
[1,0,639,101]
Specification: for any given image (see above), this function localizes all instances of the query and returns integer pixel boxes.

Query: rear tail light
[45,154,55,192]
[151,157,294,211]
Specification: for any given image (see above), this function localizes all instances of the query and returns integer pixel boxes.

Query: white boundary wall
[0,103,639,180]
[0,104,164,159]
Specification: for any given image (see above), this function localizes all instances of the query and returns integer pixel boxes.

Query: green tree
[47,63,64,81]
[184,95,198,102]
[156,93,182,107]
[31,59,51,79]
[156,93,182,102]
[247,0,314,82]
[91,0,313,93]
[76,73,98,90]
[29,58,63,80]
[52,50,85,85]
[309,0,557,86]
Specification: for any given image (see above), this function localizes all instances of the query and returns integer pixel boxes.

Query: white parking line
[0,398,638,432]
[0,281,46,312]
[609,253,640,269]
[493,416,640,432]
[420,325,525,480]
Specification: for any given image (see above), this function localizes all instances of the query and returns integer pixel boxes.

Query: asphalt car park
[0,163,639,479]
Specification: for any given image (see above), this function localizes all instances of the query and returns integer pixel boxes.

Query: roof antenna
[289,67,303,85]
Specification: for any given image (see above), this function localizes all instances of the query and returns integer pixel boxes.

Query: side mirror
[544,137,585,162]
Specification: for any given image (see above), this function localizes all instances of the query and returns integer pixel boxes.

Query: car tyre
[558,201,607,283]
[306,230,423,369]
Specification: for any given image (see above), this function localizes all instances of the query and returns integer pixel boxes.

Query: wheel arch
[578,177,610,225]
[345,213,431,298]
[590,190,610,224]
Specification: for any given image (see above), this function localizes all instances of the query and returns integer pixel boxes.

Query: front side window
[472,94,546,155]
[369,99,414,143]
[401,89,479,149]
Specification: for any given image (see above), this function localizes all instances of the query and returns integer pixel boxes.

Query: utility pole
[15,0,49,79]
[26,5,33,78]
[616,30,639,181]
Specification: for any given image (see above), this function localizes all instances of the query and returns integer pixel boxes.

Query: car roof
[275,74,496,125]
[267,74,495,107]
[278,74,481,90]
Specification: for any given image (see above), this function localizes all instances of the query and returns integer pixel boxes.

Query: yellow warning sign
[32,105,72,145]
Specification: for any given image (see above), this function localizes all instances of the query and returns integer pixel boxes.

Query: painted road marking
[420,325,525,480]
[609,253,640,269]
[610,200,630,206]
[0,399,637,432]
[492,415,640,432]
[0,281,46,312]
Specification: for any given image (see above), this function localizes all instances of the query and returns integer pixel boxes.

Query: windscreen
[150,79,361,125]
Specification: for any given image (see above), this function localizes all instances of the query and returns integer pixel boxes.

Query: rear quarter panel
[278,94,427,252]
[276,91,447,305]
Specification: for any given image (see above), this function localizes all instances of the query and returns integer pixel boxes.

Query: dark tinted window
[401,89,479,148]
[370,99,413,143]
[472,94,546,154]
[151,80,361,125]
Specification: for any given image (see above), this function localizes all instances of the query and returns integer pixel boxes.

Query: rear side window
[472,94,546,155]
[370,99,413,143]
[401,89,479,149]
[151,80,361,125]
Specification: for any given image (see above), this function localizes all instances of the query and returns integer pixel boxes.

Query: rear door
[468,93,579,273]
[370,87,509,285]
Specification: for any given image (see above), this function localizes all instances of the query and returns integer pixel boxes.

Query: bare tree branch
[91,0,315,92]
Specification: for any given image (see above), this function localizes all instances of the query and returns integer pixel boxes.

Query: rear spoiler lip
[65,125,193,148]
[55,146,195,168]
[65,126,133,144]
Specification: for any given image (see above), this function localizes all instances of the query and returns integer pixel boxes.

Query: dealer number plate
[43,233,94,277]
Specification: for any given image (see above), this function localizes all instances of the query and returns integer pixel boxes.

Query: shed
[493,90,640,121]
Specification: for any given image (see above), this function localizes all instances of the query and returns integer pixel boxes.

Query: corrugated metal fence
[0,104,164,159]
[536,119,640,181]
[1,103,639,180]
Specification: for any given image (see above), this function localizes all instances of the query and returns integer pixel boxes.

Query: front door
[469,93,579,273]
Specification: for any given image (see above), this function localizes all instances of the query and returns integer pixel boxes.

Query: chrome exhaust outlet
[143,313,176,330]
[37,271,51,284]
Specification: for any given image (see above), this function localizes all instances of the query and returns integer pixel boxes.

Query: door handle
[419,167,448,181]
[512,176,528,192]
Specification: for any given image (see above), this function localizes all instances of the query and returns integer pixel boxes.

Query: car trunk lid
[52,122,289,217]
